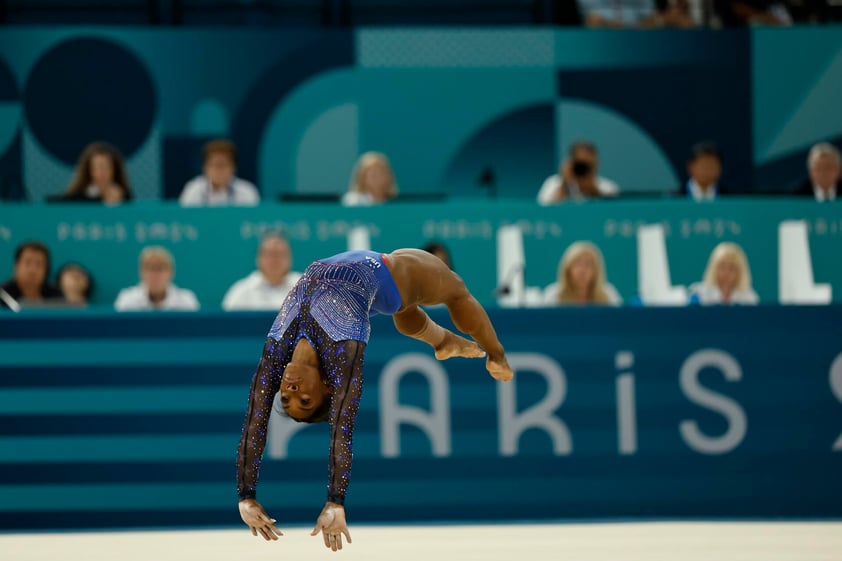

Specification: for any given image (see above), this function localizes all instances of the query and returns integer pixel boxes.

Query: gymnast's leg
[443,292,512,381]
[392,305,486,360]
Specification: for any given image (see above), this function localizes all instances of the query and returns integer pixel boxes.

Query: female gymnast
[237,248,513,551]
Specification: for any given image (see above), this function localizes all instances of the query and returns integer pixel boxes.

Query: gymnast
[237,248,513,551]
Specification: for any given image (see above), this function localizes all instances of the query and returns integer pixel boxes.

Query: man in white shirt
[179,139,260,207]
[114,246,199,311]
[680,142,723,202]
[537,141,620,205]
[796,142,840,202]
[222,231,302,311]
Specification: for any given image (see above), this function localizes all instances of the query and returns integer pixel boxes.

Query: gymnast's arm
[311,340,365,550]
[237,339,285,541]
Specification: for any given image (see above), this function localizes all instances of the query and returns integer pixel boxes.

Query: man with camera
[537,140,620,205]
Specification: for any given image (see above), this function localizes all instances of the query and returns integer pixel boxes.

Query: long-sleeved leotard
[237,251,402,505]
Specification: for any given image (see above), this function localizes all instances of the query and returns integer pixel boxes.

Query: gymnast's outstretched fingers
[239,499,283,541]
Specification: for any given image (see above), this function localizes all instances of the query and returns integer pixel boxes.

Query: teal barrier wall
[1,200,841,307]
[1,306,840,530]
[1,27,841,201]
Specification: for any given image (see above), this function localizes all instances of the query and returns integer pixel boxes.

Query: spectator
[714,0,792,25]
[578,0,695,27]
[179,140,260,207]
[654,0,698,27]
[115,246,199,311]
[689,242,759,305]
[537,141,619,205]
[421,241,454,270]
[52,142,132,204]
[543,241,622,306]
[56,262,93,307]
[795,142,840,202]
[342,152,399,207]
[1,241,63,309]
[678,142,723,202]
[222,231,302,311]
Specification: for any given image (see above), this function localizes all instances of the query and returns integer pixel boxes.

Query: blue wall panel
[1,307,840,530]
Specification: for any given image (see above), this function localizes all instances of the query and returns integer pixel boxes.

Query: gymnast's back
[267,249,403,344]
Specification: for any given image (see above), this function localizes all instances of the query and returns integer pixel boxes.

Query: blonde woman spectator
[179,140,260,207]
[342,152,398,206]
[115,246,199,311]
[688,242,758,305]
[543,241,622,306]
[222,231,302,311]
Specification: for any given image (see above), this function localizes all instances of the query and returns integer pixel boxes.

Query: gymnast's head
[280,362,332,423]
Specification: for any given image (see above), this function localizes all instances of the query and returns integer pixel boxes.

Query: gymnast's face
[280,362,331,421]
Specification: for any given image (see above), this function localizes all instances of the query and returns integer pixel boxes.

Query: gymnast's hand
[311,501,352,552]
[239,499,283,541]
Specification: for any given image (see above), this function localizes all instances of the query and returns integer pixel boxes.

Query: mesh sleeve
[323,340,366,505]
[236,338,288,501]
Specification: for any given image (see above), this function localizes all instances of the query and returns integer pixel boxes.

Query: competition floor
[2,521,841,561]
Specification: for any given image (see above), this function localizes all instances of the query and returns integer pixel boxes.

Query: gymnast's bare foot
[434,330,486,361]
[487,355,513,382]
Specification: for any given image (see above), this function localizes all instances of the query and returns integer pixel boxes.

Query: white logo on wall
[264,348,795,460]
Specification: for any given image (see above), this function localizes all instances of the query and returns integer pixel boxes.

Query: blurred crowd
[27,137,842,207]
[4,0,841,26]
[0,228,767,312]
[563,0,839,28]
[0,135,838,312]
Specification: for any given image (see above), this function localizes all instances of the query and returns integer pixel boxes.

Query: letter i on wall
[616,351,638,455]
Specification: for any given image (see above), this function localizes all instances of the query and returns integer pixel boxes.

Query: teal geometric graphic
[258,68,357,200]
[753,27,842,163]
[23,128,72,200]
[0,104,20,155]
[189,99,229,137]
[557,99,679,192]
[358,29,554,69]
[296,102,358,196]
[361,68,555,194]
[761,45,842,162]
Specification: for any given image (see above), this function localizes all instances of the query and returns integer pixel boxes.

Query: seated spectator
[689,242,759,305]
[0,241,63,309]
[678,142,723,202]
[652,0,698,27]
[579,0,696,27]
[537,141,620,205]
[51,142,132,204]
[543,241,622,306]
[342,152,399,207]
[422,241,454,270]
[714,0,792,26]
[794,142,840,202]
[115,246,199,311]
[56,262,93,307]
[179,139,260,207]
[222,231,302,311]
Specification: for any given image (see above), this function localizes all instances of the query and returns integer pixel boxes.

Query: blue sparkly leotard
[237,250,403,505]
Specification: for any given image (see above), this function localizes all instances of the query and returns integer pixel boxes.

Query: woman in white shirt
[543,241,622,306]
[341,152,399,207]
[114,246,199,311]
[689,242,758,306]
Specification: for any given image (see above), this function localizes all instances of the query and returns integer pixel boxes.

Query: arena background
[1,16,841,560]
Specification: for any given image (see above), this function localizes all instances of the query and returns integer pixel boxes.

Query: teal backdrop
[0,306,840,529]
[0,27,841,200]
[0,200,841,307]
